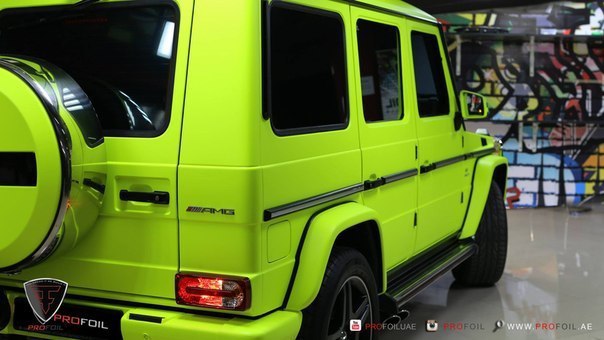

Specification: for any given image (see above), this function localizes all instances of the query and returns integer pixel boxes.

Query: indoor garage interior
[388,0,604,339]
[0,0,602,339]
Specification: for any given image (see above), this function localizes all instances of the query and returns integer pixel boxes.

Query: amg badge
[187,206,235,215]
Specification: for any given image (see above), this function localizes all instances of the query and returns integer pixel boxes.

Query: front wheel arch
[460,155,508,239]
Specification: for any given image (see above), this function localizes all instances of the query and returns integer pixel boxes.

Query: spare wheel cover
[0,59,70,273]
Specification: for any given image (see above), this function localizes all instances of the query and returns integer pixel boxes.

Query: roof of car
[347,0,436,23]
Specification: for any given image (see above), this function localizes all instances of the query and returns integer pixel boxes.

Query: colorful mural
[439,1,604,207]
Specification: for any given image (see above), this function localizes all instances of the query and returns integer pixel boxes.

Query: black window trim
[264,1,351,137]
[0,0,181,139]
[356,18,404,124]
[410,29,453,119]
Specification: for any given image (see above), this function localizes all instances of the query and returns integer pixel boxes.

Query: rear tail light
[175,273,251,311]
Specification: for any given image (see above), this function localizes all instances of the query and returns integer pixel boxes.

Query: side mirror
[460,90,489,120]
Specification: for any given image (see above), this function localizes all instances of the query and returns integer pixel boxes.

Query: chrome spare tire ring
[0,59,71,274]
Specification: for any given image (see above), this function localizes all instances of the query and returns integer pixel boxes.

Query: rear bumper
[121,308,302,340]
[0,290,302,340]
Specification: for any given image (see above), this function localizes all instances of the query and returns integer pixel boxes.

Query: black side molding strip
[264,184,364,221]
[383,169,418,184]
[421,147,496,174]
[266,168,418,222]
[434,155,466,170]
[468,147,496,159]
[264,148,495,221]
[364,169,418,190]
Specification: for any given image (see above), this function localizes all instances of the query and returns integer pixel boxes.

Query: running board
[380,240,478,315]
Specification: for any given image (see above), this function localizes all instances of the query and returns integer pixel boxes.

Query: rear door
[4,1,192,300]
[406,21,470,253]
[351,7,418,268]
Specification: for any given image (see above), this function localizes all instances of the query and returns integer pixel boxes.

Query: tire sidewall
[301,248,380,340]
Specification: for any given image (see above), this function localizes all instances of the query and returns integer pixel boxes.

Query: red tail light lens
[175,273,251,311]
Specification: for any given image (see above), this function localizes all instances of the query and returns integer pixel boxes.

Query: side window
[357,19,402,122]
[0,5,178,137]
[269,4,348,134]
[411,31,450,117]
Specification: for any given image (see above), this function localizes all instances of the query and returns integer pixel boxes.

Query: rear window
[0,3,178,136]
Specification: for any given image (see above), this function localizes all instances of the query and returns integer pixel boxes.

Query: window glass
[0,4,177,136]
[411,31,450,117]
[270,4,348,134]
[0,56,104,147]
[357,19,402,122]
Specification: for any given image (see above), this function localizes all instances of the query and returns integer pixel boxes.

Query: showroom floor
[383,200,604,340]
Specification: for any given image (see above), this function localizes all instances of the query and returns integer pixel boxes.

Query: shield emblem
[23,278,68,324]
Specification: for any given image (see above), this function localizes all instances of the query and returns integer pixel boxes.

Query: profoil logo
[23,278,68,324]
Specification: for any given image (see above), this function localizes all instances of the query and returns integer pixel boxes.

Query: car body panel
[0,0,508,338]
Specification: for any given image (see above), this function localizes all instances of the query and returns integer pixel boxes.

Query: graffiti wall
[439,1,604,207]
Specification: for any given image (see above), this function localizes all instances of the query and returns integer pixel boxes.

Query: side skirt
[380,237,477,316]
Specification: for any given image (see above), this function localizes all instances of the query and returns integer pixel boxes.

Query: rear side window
[411,31,450,117]
[357,19,402,122]
[269,4,348,135]
[0,4,178,137]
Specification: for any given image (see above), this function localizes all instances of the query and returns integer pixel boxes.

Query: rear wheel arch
[333,220,384,294]
[285,202,383,311]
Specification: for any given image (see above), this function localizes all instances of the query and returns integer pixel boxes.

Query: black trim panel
[0,152,37,187]
[264,184,364,221]
[129,314,163,324]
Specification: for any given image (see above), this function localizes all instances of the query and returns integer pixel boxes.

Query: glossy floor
[383,202,604,340]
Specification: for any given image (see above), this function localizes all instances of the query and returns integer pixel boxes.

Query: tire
[453,181,508,286]
[299,247,380,340]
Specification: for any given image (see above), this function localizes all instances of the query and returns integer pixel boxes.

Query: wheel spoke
[338,283,348,330]
[326,276,374,340]
[346,281,354,320]
[353,296,370,323]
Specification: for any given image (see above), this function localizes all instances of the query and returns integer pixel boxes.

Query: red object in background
[506,187,521,208]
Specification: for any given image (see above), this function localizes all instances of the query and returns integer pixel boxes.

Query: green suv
[0,0,508,339]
